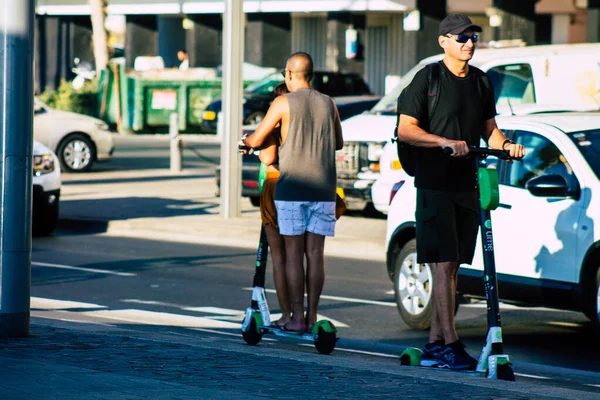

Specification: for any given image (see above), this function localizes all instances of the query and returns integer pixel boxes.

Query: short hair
[286,52,314,82]
[273,82,289,97]
[178,49,187,54]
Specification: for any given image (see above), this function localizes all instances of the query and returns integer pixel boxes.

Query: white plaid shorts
[274,201,336,237]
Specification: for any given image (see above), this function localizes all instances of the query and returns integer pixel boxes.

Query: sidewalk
[58,168,387,261]
[0,318,594,400]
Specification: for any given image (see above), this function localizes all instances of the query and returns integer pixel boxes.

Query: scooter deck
[260,325,317,341]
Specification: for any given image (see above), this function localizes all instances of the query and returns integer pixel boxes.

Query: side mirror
[525,174,579,199]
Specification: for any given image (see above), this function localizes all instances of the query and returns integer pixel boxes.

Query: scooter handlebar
[443,146,514,160]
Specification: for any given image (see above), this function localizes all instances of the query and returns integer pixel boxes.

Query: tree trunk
[89,0,109,72]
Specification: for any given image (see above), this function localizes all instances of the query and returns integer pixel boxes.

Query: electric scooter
[399,146,516,381]
[240,161,339,354]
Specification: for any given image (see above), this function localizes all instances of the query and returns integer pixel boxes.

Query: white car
[385,112,600,330]
[32,141,61,236]
[34,99,114,172]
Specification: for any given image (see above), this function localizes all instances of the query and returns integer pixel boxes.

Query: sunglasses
[447,33,479,44]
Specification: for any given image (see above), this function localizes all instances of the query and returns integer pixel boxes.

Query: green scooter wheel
[313,320,338,354]
[399,347,423,366]
[242,312,263,346]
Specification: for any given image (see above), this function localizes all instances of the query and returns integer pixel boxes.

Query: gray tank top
[274,88,337,202]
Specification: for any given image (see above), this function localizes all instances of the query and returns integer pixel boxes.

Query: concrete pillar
[491,0,537,44]
[401,0,446,75]
[551,14,569,44]
[186,15,222,68]
[125,15,158,69]
[588,0,600,42]
[158,16,186,68]
[246,13,291,68]
[325,12,365,74]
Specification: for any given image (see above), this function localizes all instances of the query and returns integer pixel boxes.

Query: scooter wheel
[399,348,423,366]
[496,363,515,382]
[313,320,338,355]
[242,312,263,346]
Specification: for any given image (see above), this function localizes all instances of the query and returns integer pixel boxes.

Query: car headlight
[95,121,109,131]
[366,142,384,171]
[33,154,55,176]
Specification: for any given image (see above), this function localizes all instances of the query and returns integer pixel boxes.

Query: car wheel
[584,265,600,329]
[57,134,95,172]
[250,196,260,207]
[393,238,434,330]
[245,112,265,125]
[32,200,59,237]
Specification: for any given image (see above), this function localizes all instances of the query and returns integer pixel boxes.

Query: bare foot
[305,315,317,333]
[272,315,292,328]
[282,320,306,332]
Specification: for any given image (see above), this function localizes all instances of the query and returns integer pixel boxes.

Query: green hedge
[39,79,100,117]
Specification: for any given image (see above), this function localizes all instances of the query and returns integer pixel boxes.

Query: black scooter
[399,146,516,381]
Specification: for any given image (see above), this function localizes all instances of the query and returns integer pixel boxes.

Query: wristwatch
[502,139,514,150]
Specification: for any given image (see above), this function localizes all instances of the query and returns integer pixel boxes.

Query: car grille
[337,142,366,178]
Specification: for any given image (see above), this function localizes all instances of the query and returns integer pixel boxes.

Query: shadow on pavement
[62,173,214,186]
[60,197,220,222]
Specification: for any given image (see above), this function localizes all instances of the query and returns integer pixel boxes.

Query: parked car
[32,141,61,236]
[385,112,600,330]
[202,71,374,134]
[215,95,381,206]
[34,99,115,172]
[339,42,600,214]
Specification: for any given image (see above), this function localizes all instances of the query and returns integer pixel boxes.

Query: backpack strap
[427,61,443,121]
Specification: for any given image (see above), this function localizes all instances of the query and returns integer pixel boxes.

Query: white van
[338,43,600,214]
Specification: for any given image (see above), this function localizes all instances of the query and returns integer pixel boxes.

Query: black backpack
[392,61,491,176]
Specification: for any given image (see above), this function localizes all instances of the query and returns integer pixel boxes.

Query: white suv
[385,112,600,330]
[33,141,61,236]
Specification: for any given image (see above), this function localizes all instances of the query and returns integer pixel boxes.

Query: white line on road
[189,327,276,341]
[32,261,136,277]
[80,309,241,329]
[320,345,398,359]
[245,288,396,307]
[586,384,600,388]
[31,297,106,310]
[513,372,552,380]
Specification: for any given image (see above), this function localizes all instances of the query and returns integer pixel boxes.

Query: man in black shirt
[397,13,524,370]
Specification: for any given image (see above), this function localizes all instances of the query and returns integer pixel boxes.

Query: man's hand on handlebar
[442,140,469,157]
[505,143,525,160]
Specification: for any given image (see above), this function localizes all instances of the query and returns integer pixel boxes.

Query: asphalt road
[35,134,600,394]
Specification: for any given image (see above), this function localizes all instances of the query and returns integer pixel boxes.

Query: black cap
[439,14,482,36]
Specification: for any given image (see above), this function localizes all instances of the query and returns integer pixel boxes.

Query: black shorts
[415,189,479,265]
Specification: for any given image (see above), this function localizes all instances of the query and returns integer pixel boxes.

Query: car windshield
[370,65,424,115]
[244,72,283,95]
[568,128,600,180]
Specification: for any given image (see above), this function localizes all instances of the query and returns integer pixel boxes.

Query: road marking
[462,301,574,313]
[245,287,395,307]
[80,309,241,329]
[190,327,276,341]
[586,384,600,388]
[183,306,244,315]
[514,373,552,380]
[321,346,397,359]
[32,261,136,277]
[31,297,106,310]
[546,321,582,328]
[58,318,115,327]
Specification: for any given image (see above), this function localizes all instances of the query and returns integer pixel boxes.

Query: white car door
[491,128,581,284]
[33,101,55,149]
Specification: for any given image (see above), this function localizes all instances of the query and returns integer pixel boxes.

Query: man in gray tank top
[244,52,344,332]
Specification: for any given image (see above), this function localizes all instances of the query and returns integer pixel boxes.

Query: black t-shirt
[399,61,496,192]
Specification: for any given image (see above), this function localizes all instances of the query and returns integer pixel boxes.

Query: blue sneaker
[438,340,477,370]
[421,340,444,367]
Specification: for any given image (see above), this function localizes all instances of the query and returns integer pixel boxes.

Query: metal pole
[0,0,35,337]
[220,0,244,219]
[170,113,182,173]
